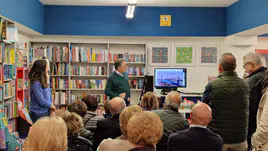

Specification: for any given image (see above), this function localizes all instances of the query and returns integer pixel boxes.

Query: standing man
[105,58,131,106]
[243,52,266,150]
[202,53,249,151]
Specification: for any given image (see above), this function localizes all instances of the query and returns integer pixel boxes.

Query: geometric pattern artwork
[152,47,168,63]
[176,47,193,64]
[201,47,217,64]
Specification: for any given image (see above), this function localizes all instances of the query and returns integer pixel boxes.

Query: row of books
[50,63,69,76]
[109,53,146,63]
[4,48,15,65]
[110,66,145,76]
[52,91,68,105]
[70,94,107,104]
[4,101,17,119]
[71,65,106,76]
[50,78,69,89]
[70,46,109,63]
[4,64,14,80]
[31,46,69,62]
[70,79,107,89]
[4,82,14,98]
[129,79,144,89]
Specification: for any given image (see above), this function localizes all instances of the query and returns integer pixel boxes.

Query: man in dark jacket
[168,102,223,151]
[93,97,126,150]
[202,53,249,151]
[153,91,189,151]
[243,52,266,150]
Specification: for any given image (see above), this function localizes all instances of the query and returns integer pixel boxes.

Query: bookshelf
[30,42,147,105]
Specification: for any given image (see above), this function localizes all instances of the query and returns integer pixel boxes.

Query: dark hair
[115,58,125,70]
[81,95,98,111]
[219,53,237,71]
[67,100,87,118]
[29,59,48,88]
[104,101,111,115]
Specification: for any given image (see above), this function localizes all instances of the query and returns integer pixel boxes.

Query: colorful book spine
[50,78,69,89]
[52,91,68,105]
[71,65,105,76]
[50,63,68,76]
[109,53,146,63]
[70,79,106,89]
[71,46,108,62]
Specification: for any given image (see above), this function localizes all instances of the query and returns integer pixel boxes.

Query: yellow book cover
[10,49,15,65]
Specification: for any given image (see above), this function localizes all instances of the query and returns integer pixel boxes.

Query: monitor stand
[161,87,178,95]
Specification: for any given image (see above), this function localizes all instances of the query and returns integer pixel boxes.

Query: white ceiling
[40,0,239,7]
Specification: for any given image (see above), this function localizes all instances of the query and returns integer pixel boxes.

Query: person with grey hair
[105,58,131,106]
[243,52,266,150]
[168,103,223,151]
[93,97,126,150]
[202,53,249,151]
[153,91,189,151]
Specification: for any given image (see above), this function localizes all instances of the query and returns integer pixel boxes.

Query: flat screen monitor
[154,68,187,89]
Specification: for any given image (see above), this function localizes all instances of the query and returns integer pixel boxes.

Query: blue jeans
[30,111,50,123]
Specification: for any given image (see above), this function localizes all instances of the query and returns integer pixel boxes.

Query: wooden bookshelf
[70,88,105,91]
[71,75,108,78]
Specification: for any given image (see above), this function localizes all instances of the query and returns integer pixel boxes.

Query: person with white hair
[153,91,189,151]
[243,52,266,150]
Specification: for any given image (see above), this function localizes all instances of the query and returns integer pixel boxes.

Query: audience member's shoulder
[208,129,224,143]
[169,129,189,140]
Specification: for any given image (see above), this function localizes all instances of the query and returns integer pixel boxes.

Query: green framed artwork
[174,46,195,66]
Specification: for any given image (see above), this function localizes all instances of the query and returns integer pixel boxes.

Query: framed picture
[173,45,195,66]
[148,45,171,66]
[198,46,220,65]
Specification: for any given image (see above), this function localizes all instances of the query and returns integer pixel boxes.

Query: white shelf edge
[4,96,13,100]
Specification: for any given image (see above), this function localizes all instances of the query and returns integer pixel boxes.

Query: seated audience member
[251,71,268,151]
[127,111,163,151]
[67,101,92,141]
[93,97,126,150]
[153,91,189,151]
[140,92,159,110]
[168,103,223,151]
[98,105,143,151]
[103,101,112,118]
[60,111,92,151]
[82,95,104,132]
[22,116,67,151]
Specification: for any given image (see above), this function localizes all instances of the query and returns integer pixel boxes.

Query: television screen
[154,68,187,89]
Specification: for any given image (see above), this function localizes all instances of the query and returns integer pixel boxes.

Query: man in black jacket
[168,103,223,151]
[243,52,266,150]
[93,97,126,150]
[202,53,249,151]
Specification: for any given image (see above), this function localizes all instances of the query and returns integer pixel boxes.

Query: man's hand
[119,93,126,99]
[127,98,130,102]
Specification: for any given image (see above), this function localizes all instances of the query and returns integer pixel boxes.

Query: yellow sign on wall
[160,15,171,26]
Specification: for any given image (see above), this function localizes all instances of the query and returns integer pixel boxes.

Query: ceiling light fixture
[126,0,137,19]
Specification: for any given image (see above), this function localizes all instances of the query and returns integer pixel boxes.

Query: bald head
[190,103,212,126]
[165,91,181,109]
[109,97,126,115]
[219,53,237,72]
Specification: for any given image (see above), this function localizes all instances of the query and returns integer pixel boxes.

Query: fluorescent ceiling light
[126,0,137,19]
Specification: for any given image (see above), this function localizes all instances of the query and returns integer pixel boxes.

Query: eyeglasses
[243,62,251,69]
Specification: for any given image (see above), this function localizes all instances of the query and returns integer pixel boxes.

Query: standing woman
[29,59,55,123]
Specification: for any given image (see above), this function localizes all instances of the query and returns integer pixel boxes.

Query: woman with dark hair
[82,95,103,133]
[29,59,55,123]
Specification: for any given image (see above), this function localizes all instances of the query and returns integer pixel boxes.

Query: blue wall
[44,6,226,36]
[0,0,44,33]
[227,0,268,35]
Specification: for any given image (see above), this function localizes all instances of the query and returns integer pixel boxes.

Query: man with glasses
[243,52,266,151]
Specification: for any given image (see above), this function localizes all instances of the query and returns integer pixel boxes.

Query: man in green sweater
[105,58,131,106]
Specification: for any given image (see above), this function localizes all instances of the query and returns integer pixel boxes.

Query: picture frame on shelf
[173,45,195,66]
[148,44,171,66]
[198,45,220,66]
